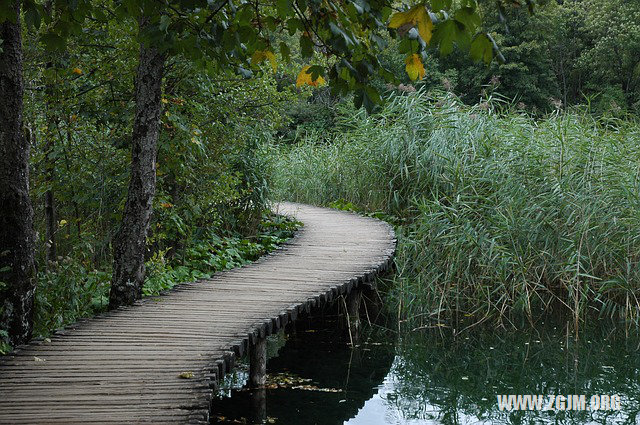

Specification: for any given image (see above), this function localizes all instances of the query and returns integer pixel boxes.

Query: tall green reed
[265,89,640,333]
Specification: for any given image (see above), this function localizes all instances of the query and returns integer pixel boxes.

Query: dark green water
[211,322,640,424]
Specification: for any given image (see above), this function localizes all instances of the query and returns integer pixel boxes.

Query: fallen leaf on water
[291,384,343,393]
[34,356,45,362]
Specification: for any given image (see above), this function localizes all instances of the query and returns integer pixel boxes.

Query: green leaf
[40,33,66,52]
[124,0,141,17]
[430,0,452,12]
[159,15,171,33]
[264,16,278,31]
[276,0,293,18]
[237,25,256,44]
[0,2,17,23]
[287,18,302,35]
[92,7,107,21]
[329,21,354,47]
[24,3,42,30]
[487,33,505,63]
[300,35,314,58]
[280,42,291,62]
[470,33,493,64]
[454,7,480,32]
[398,38,419,55]
[237,5,254,25]
[378,66,398,84]
[308,65,324,80]
[365,86,382,104]
[431,19,468,55]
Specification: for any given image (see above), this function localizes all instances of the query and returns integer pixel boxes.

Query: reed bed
[264,90,640,332]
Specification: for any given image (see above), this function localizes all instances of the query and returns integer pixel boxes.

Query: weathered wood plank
[0,202,395,424]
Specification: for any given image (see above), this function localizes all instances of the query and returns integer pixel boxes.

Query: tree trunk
[109,22,165,309]
[43,61,58,267]
[44,131,57,266]
[0,3,37,346]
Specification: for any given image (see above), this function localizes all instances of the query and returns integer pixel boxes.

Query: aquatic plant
[265,89,640,332]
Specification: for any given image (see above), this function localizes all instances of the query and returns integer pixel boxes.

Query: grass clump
[265,89,640,332]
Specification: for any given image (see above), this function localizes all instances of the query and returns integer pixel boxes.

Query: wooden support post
[249,388,267,424]
[249,337,267,424]
[344,289,362,345]
[249,336,267,387]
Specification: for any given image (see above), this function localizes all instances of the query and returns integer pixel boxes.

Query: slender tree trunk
[44,131,57,266]
[109,21,165,308]
[0,3,37,346]
[59,122,82,237]
[43,62,57,267]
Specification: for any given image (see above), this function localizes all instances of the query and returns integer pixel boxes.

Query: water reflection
[212,322,640,424]
[387,326,640,424]
[212,326,395,424]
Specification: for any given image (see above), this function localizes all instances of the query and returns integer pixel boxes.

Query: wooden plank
[0,202,396,423]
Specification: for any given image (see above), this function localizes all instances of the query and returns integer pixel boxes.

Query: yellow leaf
[265,51,277,72]
[296,66,325,88]
[59,219,67,227]
[252,50,278,72]
[161,98,169,104]
[389,4,433,44]
[178,371,194,379]
[72,67,83,75]
[251,50,265,63]
[405,54,426,81]
[416,14,433,44]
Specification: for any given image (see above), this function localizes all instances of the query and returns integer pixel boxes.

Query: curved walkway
[0,203,396,424]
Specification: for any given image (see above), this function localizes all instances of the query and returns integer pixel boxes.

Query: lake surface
[211,320,640,424]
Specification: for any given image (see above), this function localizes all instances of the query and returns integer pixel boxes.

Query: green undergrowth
[265,89,640,334]
[142,214,300,296]
[27,213,300,345]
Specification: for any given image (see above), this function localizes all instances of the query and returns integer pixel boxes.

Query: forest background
[1,0,639,352]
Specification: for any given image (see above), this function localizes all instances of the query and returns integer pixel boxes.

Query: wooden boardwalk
[0,203,396,424]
